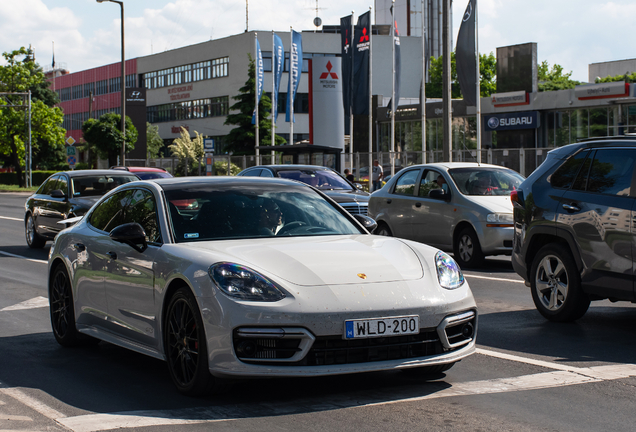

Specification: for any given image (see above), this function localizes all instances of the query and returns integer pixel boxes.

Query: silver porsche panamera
[48,177,477,396]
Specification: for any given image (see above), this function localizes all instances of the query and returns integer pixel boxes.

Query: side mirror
[352,214,378,233]
[109,222,148,253]
[429,188,451,201]
[50,189,66,199]
[354,183,364,191]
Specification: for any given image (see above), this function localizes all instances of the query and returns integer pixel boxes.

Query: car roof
[110,166,168,173]
[548,138,636,157]
[249,165,335,172]
[145,175,311,191]
[399,162,514,171]
[56,169,140,178]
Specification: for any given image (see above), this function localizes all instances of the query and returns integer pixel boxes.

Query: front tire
[375,222,392,237]
[164,287,217,396]
[453,227,484,268]
[26,214,46,249]
[50,264,82,346]
[530,244,590,322]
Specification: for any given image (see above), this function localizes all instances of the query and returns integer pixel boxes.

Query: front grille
[340,202,369,215]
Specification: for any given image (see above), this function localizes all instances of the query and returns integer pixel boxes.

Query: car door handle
[73,243,85,252]
[106,251,117,260]
[562,203,580,212]
[415,202,422,208]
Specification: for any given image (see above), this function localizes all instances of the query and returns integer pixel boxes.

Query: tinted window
[260,169,274,177]
[393,170,419,196]
[40,176,59,195]
[277,169,352,190]
[71,174,136,197]
[571,156,592,191]
[56,176,69,195]
[239,168,261,177]
[89,190,135,232]
[586,149,636,196]
[122,189,161,243]
[135,172,172,180]
[449,168,524,196]
[551,151,589,189]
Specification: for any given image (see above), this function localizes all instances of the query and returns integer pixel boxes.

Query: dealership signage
[491,91,528,107]
[484,111,539,131]
[575,81,629,100]
[167,84,193,101]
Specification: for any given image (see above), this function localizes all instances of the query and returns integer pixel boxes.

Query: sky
[1,0,635,83]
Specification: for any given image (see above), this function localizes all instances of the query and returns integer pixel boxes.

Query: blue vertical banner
[252,38,264,125]
[352,11,371,116]
[386,19,402,115]
[340,14,353,134]
[286,30,303,122]
[273,34,284,121]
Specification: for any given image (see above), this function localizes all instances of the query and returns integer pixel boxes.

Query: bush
[0,170,57,186]
[214,160,241,176]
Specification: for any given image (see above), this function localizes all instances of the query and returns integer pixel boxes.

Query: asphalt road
[1,192,635,431]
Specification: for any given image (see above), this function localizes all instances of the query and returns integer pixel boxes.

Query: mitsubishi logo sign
[320,61,338,80]
[359,27,369,43]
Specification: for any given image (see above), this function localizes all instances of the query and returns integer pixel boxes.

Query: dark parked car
[110,166,173,180]
[237,165,370,215]
[24,169,138,248]
[512,137,636,322]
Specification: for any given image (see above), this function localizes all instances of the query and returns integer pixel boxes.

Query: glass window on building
[210,96,228,117]
[72,85,82,100]
[626,105,636,134]
[571,108,589,141]
[109,76,121,93]
[212,57,229,78]
[96,79,108,95]
[83,82,94,98]
[144,71,157,89]
[589,107,608,138]
[126,74,136,88]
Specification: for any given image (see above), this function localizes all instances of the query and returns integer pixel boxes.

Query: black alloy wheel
[530,243,590,322]
[164,287,216,396]
[50,264,81,346]
[375,223,392,237]
[26,214,46,249]
[453,227,484,268]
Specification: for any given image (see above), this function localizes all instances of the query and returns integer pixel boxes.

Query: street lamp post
[97,0,126,166]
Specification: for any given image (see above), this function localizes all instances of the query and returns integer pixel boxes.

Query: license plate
[344,315,419,339]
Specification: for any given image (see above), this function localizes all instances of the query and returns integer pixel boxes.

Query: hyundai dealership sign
[484,111,539,131]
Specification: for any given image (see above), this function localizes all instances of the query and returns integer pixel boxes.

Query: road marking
[464,273,525,284]
[0,215,22,222]
[1,388,66,421]
[0,251,48,264]
[58,412,225,432]
[0,413,33,421]
[1,296,49,312]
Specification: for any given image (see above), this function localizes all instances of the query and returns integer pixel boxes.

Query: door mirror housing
[50,189,66,199]
[429,188,450,201]
[109,222,148,253]
[352,214,378,233]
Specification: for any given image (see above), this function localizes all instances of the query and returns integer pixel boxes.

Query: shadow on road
[0,244,50,261]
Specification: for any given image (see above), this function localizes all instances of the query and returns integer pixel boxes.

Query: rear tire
[164,287,227,396]
[26,214,46,249]
[49,264,82,347]
[530,244,590,322]
[453,227,484,268]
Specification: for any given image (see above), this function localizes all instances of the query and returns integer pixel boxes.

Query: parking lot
[1,191,636,432]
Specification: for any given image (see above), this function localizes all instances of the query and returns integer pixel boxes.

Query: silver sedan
[48,177,477,395]
[369,163,524,268]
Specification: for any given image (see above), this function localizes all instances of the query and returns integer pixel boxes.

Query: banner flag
[340,14,352,134]
[286,30,303,122]
[386,18,401,116]
[456,0,478,107]
[273,34,284,120]
[252,38,264,125]
[352,11,370,116]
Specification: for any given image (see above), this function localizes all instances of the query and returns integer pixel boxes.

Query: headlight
[486,213,514,223]
[435,251,465,290]
[208,262,286,302]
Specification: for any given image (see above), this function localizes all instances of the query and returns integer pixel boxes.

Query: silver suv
[368,162,524,268]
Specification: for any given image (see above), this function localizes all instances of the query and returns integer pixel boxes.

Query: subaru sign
[484,111,539,131]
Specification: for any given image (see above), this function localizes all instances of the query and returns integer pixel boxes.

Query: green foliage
[426,52,497,99]
[595,72,636,84]
[168,127,204,176]
[82,113,138,167]
[538,61,580,91]
[146,122,164,158]
[213,160,241,176]
[0,170,56,186]
[224,54,285,155]
[0,47,66,186]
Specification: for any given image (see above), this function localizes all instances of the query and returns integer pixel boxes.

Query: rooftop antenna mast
[310,0,326,32]
[245,0,248,32]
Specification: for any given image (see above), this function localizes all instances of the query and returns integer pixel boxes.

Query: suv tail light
[510,189,523,207]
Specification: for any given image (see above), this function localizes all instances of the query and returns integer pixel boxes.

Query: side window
[123,189,161,243]
[89,190,135,232]
[586,149,636,196]
[260,169,274,177]
[240,168,261,177]
[40,176,60,195]
[571,155,592,191]
[392,169,420,196]
[418,170,443,197]
[551,151,589,189]
[57,176,69,196]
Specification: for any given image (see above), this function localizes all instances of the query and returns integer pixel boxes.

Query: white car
[48,177,477,395]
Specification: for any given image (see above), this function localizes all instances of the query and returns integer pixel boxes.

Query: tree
[0,47,65,186]
[168,127,204,176]
[224,54,285,155]
[595,71,636,84]
[538,61,580,91]
[426,51,497,100]
[146,122,164,158]
[82,112,137,167]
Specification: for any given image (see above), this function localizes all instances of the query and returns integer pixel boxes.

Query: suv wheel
[453,227,484,268]
[530,244,590,322]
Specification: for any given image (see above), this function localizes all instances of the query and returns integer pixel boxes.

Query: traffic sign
[66,146,76,156]
[66,136,76,146]
[204,138,215,151]
[67,155,76,166]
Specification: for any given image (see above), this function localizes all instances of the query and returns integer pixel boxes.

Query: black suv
[512,138,636,322]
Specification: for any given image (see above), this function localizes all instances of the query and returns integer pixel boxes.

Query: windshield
[277,169,353,191]
[164,183,362,243]
[449,168,524,196]
[71,175,136,197]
